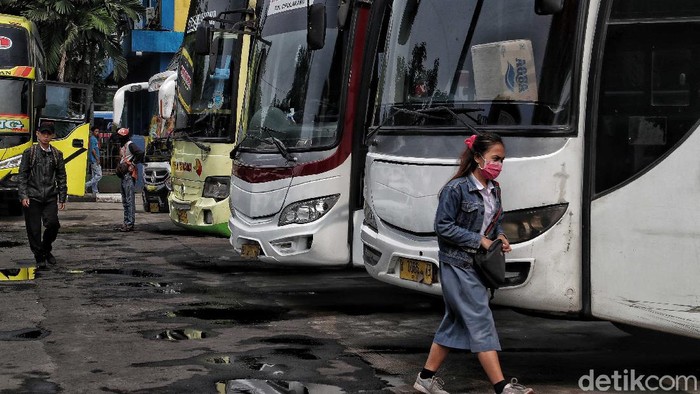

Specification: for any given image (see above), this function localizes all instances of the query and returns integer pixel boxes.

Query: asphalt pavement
[0,202,698,394]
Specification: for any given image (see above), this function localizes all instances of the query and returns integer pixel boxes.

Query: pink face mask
[478,155,503,180]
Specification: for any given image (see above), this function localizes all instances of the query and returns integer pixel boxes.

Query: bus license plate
[177,209,188,224]
[399,258,434,285]
[241,243,261,259]
[149,203,160,213]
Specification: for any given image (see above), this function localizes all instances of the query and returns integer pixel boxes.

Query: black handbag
[473,191,507,291]
[474,238,506,289]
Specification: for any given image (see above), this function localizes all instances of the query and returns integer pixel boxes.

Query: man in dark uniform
[17,122,67,269]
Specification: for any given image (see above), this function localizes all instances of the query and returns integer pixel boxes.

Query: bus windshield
[0,79,30,134]
[43,84,89,138]
[0,26,29,67]
[178,31,240,140]
[238,0,342,152]
[372,0,579,130]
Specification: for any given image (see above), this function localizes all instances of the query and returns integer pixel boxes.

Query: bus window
[43,84,88,139]
[593,2,700,194]
[0,26,29,67]
[0,79,29,122]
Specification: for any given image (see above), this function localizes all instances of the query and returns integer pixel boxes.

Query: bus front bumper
[168,196,231,237]
[360,223,443,296]
[229,206,350,267]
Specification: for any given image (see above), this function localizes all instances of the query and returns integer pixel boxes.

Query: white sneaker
[414,373,450,394]
[502,378,534,394]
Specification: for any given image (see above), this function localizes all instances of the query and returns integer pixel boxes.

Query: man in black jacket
[17,123,67,269]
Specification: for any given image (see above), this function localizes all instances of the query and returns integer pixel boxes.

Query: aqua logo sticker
[505,58,531,93]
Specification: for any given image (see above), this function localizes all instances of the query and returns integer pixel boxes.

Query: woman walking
[414,132,533,394]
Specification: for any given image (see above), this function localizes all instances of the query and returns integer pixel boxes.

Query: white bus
[361,0,700,339]
[228,0,374,266]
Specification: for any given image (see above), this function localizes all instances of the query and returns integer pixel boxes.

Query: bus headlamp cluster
[202,176,230,201]
[279,194,340,226]
[501,203,569,244]
[0,155,21,170]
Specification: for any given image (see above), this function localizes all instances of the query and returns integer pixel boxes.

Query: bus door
[588,1,700,338]
[41,82,90,197]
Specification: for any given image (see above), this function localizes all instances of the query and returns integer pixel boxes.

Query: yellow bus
[0,14,88,214]
[167,0,255,236]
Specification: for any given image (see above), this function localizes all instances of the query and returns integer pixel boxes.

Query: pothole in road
[216,379,346,393]
[365,344,427,354]
[154,329,207,341]
[168,305,288,324]
[0,241,22,248]
[273,348,319,360]
[0,328,50,341]
[261,336,323,346]
[79,268,163,278]
[204,355,232,364]
[94,237,118,242]
[205,355,287,374]
[118,282,181,294]
[237,355,290,374]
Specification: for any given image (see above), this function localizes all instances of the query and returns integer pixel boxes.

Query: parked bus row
[118,0,700,340]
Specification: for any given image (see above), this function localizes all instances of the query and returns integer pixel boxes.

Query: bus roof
[0,14,33,30]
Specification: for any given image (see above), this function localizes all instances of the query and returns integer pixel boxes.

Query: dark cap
[38,122,55,134]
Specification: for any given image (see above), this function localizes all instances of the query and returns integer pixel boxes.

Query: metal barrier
[99,136,122,174]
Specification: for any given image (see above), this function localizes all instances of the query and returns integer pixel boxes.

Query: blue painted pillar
[161,0,175,30]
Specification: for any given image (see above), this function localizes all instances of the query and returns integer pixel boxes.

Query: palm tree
[0,0,144,83]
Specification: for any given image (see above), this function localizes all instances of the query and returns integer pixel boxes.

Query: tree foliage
[0,0,144,83]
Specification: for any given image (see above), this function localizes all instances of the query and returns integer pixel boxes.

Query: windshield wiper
[230,128,296,163]
[365,105,483,144]
[260,126,296,163]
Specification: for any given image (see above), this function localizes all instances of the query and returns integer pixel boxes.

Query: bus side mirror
[535,0,565,15]
[307,3,326,50]
[195,23,212,55]
[34,82,46,109]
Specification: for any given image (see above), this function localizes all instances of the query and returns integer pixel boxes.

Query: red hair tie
[464,135,477,149]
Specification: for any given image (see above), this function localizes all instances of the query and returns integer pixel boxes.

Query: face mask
[478,155,503,180]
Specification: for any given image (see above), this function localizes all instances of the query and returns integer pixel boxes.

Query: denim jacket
[435,175,504,269]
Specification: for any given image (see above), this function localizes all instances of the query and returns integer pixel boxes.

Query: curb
[97,193,122,203]
[68,193,122,203]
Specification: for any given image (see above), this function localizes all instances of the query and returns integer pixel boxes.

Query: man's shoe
[46,253,57,265]
[118,225,134,232]
[35,259,47,269]
[414,373,449,394]
[502,378,534,394]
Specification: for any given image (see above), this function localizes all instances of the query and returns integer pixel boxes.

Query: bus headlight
[501,203,568,244]
[363,200,378,232]
[279,194,340,226]
[0,155,22,170]
[202,176,230,201]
